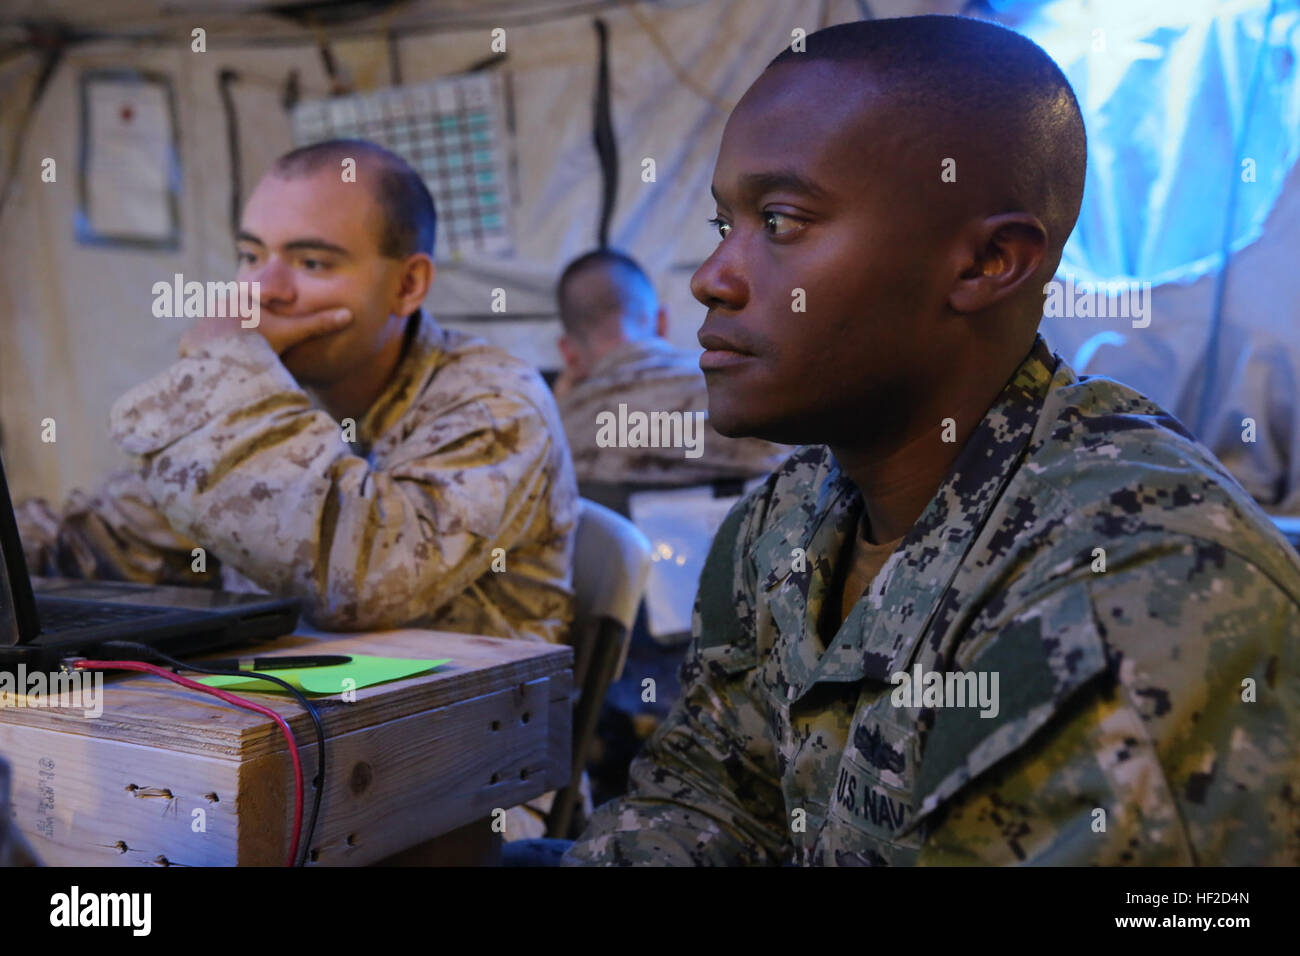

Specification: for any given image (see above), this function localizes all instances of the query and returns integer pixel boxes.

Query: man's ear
[655,306,668,338]
[393,253,435,317]
[947,214,1047,314]
[557,334,582,374]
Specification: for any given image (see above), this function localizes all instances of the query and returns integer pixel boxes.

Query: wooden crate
[0,628,571,866]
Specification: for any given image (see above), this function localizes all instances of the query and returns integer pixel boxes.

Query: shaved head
[767,15,1086,277]
[691,14,1090,449]
[556,249,660,344]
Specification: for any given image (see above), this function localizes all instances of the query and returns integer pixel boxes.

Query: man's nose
[690,246,747,312]
[245,258,295,307]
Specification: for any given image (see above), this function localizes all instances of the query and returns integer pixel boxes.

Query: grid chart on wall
[291,72,513,261]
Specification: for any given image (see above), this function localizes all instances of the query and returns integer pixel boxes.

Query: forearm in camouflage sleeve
[14,497,60,576]
[919,549,1300,865]
[14,469,221,587]
[110,334,558,631]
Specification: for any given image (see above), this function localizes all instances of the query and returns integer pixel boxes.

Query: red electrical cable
[74,659,305,867]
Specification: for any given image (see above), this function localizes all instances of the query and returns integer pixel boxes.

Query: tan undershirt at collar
[838,521,906,626]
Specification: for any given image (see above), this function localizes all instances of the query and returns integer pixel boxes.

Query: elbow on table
[298,600,414,633]
[295,579,444,633]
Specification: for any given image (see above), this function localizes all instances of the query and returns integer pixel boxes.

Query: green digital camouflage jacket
[564,334,1300,865]
[20,311,578,644]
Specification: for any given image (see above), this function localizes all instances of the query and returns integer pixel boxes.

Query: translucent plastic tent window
[1009,0,1300,285]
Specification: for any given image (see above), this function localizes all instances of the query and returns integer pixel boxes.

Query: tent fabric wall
[1040,148,1300,514]
[1023,0,1300,283]
[1027,0,1300,514]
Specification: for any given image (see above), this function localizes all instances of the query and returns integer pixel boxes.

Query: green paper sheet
[195,655,451,695]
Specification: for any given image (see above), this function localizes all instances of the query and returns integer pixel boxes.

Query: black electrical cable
[217,69,243,239]
[0,42,65,220]
[99,640,326,867]
[591,17,617,249]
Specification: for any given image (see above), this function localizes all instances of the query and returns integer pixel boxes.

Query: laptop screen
[0,453,40,646]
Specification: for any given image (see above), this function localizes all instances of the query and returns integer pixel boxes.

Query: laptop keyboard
[37,599,172,634]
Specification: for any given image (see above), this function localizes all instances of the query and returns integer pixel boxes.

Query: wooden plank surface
[0,628,573,865]
[0,628,572,759]
[0,726,243,866]
[239,674,569,865]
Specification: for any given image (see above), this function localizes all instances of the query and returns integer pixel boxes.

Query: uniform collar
[354,309,448,447]
[582,335,680,382]
[753,335,1060,697]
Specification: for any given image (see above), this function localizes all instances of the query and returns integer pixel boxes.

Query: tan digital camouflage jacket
[557,337,790,486]
[19,312,578,644]
[565,335,1300,865]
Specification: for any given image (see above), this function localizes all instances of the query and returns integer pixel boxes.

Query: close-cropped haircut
[555,248,658,340]
[271,139,437,258]
[767,16,1087,267]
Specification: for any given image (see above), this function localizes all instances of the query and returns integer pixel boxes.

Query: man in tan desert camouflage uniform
[553,248,788,489]
[20,139,576,645]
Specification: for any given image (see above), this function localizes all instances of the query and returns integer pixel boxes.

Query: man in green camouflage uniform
[565,17,1300,865]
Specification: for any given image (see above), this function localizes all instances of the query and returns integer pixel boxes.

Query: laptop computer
[0,451,300,672]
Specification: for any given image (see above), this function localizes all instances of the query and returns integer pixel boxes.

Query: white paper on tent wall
[78,72,179,247]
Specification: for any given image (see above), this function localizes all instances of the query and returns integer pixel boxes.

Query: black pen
[189,655,353,672]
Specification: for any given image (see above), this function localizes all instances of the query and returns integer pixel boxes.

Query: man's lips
[700,349,752,371]
[699,329,755,370]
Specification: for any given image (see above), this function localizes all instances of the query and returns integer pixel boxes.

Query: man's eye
[763,211,802,237]
[236,250,257,265]
[301,258,329,272]
[706,217,731,240]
